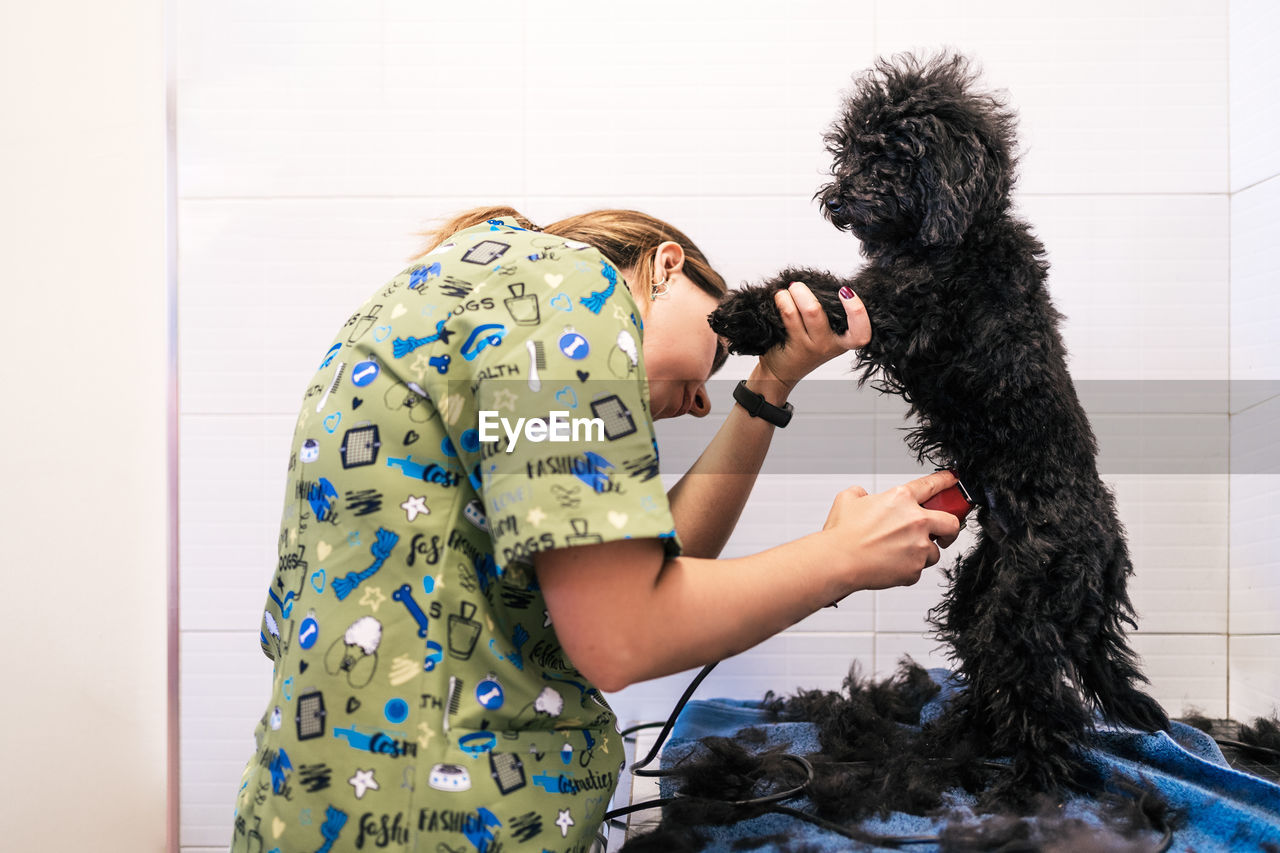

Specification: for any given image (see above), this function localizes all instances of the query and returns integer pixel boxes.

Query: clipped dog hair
[619,661,1180,851]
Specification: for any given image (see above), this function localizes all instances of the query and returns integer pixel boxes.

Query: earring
[650,278,670,301]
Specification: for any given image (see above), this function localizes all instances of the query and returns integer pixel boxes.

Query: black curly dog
[709,52,1170,800]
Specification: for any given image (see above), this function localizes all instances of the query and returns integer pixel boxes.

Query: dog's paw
[707,284,787,356]
[708,268,850,356]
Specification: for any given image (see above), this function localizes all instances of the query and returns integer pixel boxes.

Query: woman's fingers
[781,281,871,355]
[784,282,826,343]
[836,287,872,349]
[773,288,803,339]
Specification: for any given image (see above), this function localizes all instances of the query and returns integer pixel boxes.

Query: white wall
[175,2,1246,850]
[1228,0,1280,722]
[0,1,170,852]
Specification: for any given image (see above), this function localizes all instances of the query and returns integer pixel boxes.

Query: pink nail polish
[839,286,855,300]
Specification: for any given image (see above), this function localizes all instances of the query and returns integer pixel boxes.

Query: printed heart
[272,817,286,839]
[347,697,361,713]
[310,569,325,593]
[608,511,629,529]
[391,303,407,319]
[317,541,332,561]
[544,273,564,288]
[550,293,572,312]
[299,660,309,673]
[373,325,392,341]
[554,386,578,408]
[576,370,589,382]
[352,397,363,409]
[404,430,420,445]
[324,412,341,433]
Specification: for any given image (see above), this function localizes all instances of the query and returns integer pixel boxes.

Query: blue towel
[655,669,1280,851]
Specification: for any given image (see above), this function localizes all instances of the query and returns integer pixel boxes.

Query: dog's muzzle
[822,195,856,230]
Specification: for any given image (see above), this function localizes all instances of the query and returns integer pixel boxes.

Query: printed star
[408,351,431,381]
[358,585,386,612]
[491,388,519,411]
[556,808,575,837]
[543,609,552,628]
[349,768,379,799]
[525,506,547,527]
[401,495,430,522]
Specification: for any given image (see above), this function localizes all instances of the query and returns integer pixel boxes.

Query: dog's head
[819,52,1018,254]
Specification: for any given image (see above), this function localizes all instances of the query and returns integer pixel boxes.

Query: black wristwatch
[732,379,794,428]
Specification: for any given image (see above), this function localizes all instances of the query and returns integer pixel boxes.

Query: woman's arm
[536,470,961,693]
[664,361,793,558]
[667,282,870,558]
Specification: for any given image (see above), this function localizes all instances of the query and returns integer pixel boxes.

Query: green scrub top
[231,217,683,852]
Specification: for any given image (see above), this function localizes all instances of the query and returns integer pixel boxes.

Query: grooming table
[613,670,1280,852]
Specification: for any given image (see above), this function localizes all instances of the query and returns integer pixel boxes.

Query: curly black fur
[708,52,1170,801]
[620,661,1180,852]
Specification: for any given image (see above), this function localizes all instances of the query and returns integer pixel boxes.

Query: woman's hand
[820,470,963,591]
[758,281,871,389]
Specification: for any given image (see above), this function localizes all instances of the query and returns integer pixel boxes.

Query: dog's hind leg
[1073,537,1170,733]
[931,535,1101,801]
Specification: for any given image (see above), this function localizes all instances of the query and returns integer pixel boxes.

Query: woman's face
[624,258,722,420]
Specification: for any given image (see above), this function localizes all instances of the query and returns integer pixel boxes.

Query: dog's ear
[916,128,993,248]
[918,165,969,247]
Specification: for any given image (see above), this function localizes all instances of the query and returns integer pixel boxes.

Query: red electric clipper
[827,469,977,609]
[922,470,977,522]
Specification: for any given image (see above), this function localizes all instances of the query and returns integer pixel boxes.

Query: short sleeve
[451,252,682,570]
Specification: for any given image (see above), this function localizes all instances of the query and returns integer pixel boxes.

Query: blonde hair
[411,205,730,371]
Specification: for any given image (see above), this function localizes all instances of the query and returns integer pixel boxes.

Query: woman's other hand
[820,470,962,591]
[758,281,871,388]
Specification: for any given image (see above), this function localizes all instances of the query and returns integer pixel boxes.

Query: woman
[230,206,961,852]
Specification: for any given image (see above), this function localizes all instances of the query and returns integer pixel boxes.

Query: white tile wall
[180,414,296,632]
[876,0,1229,196]
[1229,175,1280,411]
[1015,194,1229,381]
[1229,0,1280,192]
[176,3,1258,847]
[1228,0,1280,723]
[181,632,274,848]
[1229,397,1280,636]
[1230,636,1280,722]
[1129,633,1228,717]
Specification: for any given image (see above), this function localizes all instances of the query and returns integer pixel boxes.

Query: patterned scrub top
[231,217,684,853]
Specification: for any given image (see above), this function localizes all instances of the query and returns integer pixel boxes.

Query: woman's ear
[653,241,686,280]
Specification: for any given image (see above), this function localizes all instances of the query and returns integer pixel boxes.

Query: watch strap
[732,379,794,428]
